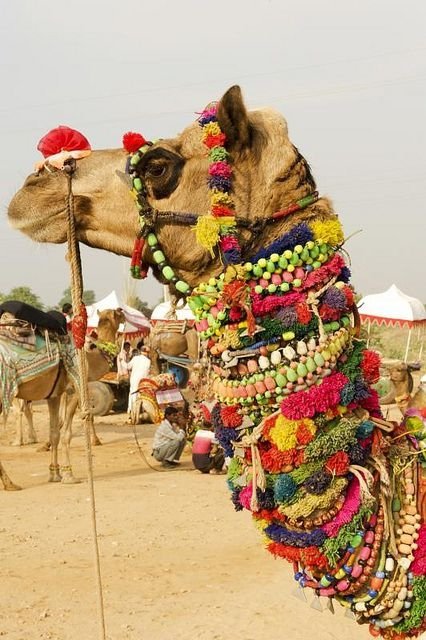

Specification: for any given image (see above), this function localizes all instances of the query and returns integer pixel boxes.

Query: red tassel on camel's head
[37,126,91,158]
[122,132,148,153]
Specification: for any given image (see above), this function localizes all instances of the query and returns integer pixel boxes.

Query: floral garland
[196,104,242,264]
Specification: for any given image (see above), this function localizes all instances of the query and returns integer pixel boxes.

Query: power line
[0,44,425,114]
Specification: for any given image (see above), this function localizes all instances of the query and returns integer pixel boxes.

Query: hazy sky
[1,0,425,309]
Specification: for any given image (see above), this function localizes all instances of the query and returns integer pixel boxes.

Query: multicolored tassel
[197,103,242,265]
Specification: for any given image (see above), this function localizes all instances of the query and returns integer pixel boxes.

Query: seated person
[152,406,187,468]
[192,425,225,475]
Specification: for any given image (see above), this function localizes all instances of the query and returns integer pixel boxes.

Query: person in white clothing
[117,341,132,379]
[127,348,151,416]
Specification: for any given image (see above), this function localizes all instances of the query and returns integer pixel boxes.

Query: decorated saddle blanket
[0,333,79,415]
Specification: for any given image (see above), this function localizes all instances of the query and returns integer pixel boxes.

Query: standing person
[117,341,132,380]
[192,424,225,474]
[152,406,187,468]
[127,346,151,420]
[61,303,73,330]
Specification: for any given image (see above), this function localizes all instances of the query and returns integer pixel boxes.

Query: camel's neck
[393,379,410,397]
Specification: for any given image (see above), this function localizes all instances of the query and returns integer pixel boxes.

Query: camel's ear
[97,309,100,317]
[217,85,251,151]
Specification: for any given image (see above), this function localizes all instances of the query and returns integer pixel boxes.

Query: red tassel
[123,132,147,153]
[72,304,87,349]
[37,126,91,158]
[130,237,149,279]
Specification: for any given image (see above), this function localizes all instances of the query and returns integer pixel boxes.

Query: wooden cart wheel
[88,381,115,416]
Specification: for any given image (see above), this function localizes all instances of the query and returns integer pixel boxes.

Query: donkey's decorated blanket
[0,334,79,414]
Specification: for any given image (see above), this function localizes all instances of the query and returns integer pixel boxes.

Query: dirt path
[0,404,371,640]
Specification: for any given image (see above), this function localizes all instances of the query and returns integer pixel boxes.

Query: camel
[379,361,415,415]
[11,399,37,446]
[0,307,124,489]
[8,86,426,637]
[147,324,199,376]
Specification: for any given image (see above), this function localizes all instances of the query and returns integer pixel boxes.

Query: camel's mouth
[8,183,68,244]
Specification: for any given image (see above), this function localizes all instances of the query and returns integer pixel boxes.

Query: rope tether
[65,168,107,640]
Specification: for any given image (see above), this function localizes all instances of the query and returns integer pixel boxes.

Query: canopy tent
[151,300,195,322]
[357,284,426,362]
[86,290,151,339]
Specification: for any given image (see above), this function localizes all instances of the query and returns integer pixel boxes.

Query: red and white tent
[357,284,426,361]
[86,290,150,339]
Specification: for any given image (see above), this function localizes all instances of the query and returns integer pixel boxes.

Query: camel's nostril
[23,173,41,187]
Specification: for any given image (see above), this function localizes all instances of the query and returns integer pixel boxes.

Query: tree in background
[126,295,153,319]
[58,287,96,309]
[0,286,45,310]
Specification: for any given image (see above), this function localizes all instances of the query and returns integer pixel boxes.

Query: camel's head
[389,362,414,393]
[8,86,329,288]
[96,308,126,344]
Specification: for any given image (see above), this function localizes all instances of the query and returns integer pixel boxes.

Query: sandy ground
[1,404,375,640]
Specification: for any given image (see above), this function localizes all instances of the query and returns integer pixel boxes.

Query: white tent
[357,284,426,361]
[86,290,151,337]
[151,300,195,322]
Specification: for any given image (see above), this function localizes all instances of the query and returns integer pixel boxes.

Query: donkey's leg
[0,460,21,491]
[22,401,37,445]
[47,397,61,482]
[60,394,80,484]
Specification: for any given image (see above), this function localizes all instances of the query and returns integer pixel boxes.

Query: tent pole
[366,319,371,348]
[404,327,412,363]
[163,285,171,303]
[418,324,424,361]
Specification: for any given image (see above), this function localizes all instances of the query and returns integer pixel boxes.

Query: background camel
[379,361,415,414]
[0,308,124,490]
[7,86,426,636]
[147,323,199,376]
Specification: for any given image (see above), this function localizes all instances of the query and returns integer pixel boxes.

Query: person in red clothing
[191,425,225,475]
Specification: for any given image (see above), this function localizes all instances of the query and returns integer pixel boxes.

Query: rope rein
[65,168,107,640]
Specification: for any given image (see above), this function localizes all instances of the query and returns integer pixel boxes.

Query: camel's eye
[145,162,167,179]
[137,147,185,200]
